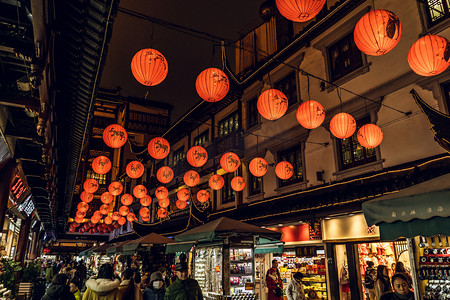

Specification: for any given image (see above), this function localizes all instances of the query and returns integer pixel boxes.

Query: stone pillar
[15,216,31,265]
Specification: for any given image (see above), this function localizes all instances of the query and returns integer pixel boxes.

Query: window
[275,72,298,107]
[442,81,450,113]
[247,97,259,128]
[194,130,209,146]
[278,145,304,187]
[248,170,262,195]
[337,117,377,170]
[327,32,363,82]
[221,173,235,204]
[86,170,106,185]
[425,0,450,26]
[173,147,185,166]
[218,112,239,138]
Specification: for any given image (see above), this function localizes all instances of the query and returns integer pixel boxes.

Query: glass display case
[194,246,223,296]
[230,248,255,296]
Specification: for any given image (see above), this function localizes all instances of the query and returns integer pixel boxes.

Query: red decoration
[140,207,150,218]
[127,213,136,223]
[276,0,326,22]
[90,217,99,224]
[80,191,93,203]
[195,68,230,102]
[357,124,383,148]
[177,188,190,201]
[157,208,168,218]
[121,194,133,206]
[103,124,128,148]
[101,192,113,204]
[119,206,130,216]
[197,190,209,203]
[133,185,147,198]
[408,35,450,76]
[157,166,174,184]
[131,49,168,86]
[296,100,326,129]
[108,181,123,196]
[209,174,224,190]
[155,186,168,200]
[183,170,200,187]
[186,146,208,167]
[275,161,294,180]
[77,202,89,212]
[257,89,289,120]
[176,200,187,210]
[354,9,402,56]
[231,176,246,192]
[104,216,113,225]
[112,211,121,221]
[330,113,357,139]
[220,152,241,173]
[76,211,86,218]
[74,217,84,223]
[118,217,126,225]
[148,137,170,160]
[158,198,170,208]
[92,156,112,174]
[93,211,103,219]
[140,195,152,206]
[142,214,151,222]
[83,179,99,193]
[249,157,269,177]
[100,204,110,215]
[126,161,145,179]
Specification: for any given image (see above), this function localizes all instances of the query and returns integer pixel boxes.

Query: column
[15,216,31,265]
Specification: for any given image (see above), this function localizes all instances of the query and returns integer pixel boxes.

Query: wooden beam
[0,95,40,110]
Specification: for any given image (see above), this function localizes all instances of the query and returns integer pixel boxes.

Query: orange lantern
[275,161,294,180]
[121,194,133,206]
[186,146,208,167]
[408,35,450,76]
[148,137,170,160]
[108,181,123,196]
[257,89,289,120]
[133,185,147,199]
[92,156,112,175]
[76,210,86,218]
[90,217,99,224]
[155,186,169,200]
[77,202,89,212]
[296,100,326,129]
[354,9,402,56]
[131,48,168,86]
[103,124,128,148]
[231,176,246,192]
[275,0,326,22]
[101,192,113,204]
[220,152,241,173]
[104,216,113,225]
[195,68,230,102]
[118,217,126,225]
[357,124,383,148]
[158,198,170,208]
[127,213,136,223]
[139,207,150,218]
[209,174,224,190]
[119,206,130,216]
[183,170,200,187]
[140,195,152,206]
[112,211,121,221]
[330,113,357,139]
[100,204,110,215]
[249,157,269,177]
[80,191,93,203]
[176,200,187,210]
[157,166,174,184]
[74,217,84,223]
[93,211,103,219]
[142,215,151,222]
[126,161,145,179]
[177,188,190,201]
[83,179,99,193]
[197,190,210,203]
[157,208,168,218]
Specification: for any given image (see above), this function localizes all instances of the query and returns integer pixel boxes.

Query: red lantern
[220,152,241,173]
[408,35,450,76]
[249,157,269,177]
[186,146,208,167]
[197,190,210,203]
[157,208,168,219]
[126,161,145,179]
[118,217,126,225]
[77,202,89,212]
[74,217,84,223]
[231,176,246,192]
[131,48,168,86]
[140,207,150,218]
[92,156,112,175]
[195,68,230,102]
[330,113,357,139]
[80,191,93,203]
[209,174,224,190]
[104,216,113,225]
[157,166,174,184]
[90,217,99,224]
[176,200,187,210]
[108,181,123,196]
[354,9,402,56]
[127,213,136,223]
[83,179,99,193]
[296,100,325,129]
[101,192,113,204]
[76,210,86,218]
[357,124,383,148]
[112,211,121,221]
[140,195,152,206]
[148,137,170,160]
[100,204,110,215]
[93,211,103,219]
[155,186,169,200]
[177,188,190,201]
[133,185,147,198]
[275,0,326,22]
[142,214,151,222]
[183,170,200,187]
[121,194,133,206]
[275,161,294,180]
[158,198,170,208]
[257,89,289,120]
[103,124,128,148]
[119,206,130,216]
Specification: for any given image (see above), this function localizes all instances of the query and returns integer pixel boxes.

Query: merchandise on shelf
[194,247,223,295]
[230,248,254,295]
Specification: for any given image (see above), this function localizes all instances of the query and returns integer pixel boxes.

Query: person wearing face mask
[286,272,305,300]
[143,271,166,300]
[164,262,203,300]
[379,273,414,300]
[375,265,393,299]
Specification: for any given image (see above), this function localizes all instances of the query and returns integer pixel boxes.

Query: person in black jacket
[41,273,76,300]
[380,273,414,300]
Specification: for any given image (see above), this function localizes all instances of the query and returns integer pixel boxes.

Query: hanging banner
[9,164,30,207]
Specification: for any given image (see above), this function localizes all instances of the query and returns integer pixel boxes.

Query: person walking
[364,261,376,300]
[45,261,55,286]
[267,268,283,300]
[41,273,76,300]
[164,262,203,300]
[286,272,305,300]
[70,280,82,300]
[375,265,393,300]
[117,268,141,300]
[143,271,166,300]
[380,273,414,300]
[131,261,142,285]
[82,263,120,300]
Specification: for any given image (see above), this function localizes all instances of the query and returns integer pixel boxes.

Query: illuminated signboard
[17,195,35,217]
[9,165,30,205]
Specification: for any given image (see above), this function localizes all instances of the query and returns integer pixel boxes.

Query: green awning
[254,237,284,254]
[379,217,450,241]
[165,242,195,253]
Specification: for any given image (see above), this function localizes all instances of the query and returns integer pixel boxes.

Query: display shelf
[231,260,252,263]
[231,273,252,276]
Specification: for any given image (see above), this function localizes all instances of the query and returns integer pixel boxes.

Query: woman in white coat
[286,272,305,300]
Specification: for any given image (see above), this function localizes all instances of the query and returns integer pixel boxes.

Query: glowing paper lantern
[101,192,113,204]
[100,204,110,215]
[354,9,402,56]
[275,161,294,180]
[140,195,152,206]
[157,166,174,184]
[357,124,383,148]
[80,191,93,203]
[76,211,86,218]
[74,217,84,223]
[157,208,168,218]
[177,188,190,201]
[186,146,208,167]
[103,124,128,148]
[92,156,112,175]
[148,137,170,160]
[220,152,241,172]
[133,185,147,199]
[296,100,325,129]
[257,89,289,120]
[131,48,168,86]
[112,211,121,221]
[195,68,230,102]
[275,0,326,22]
[142,215,150,222]
[183,170,200,187]
[231,176,246,192]
[121,194,133,206]
[93,211,103,219]
[83,179,99,193]
[104,216,113,225]
[408,35,450,76]
[90,217,99,224]
[209,174,224,190]
[249,157,269,177]
[77,202,89,212]
[127,213,136,223]
[197,190,210,203]
[155,186,169,200]
[176,200,187,210]
[158,198,170,208]
[330,113,357,139]
[108,181,123,196]
[119,206,130,216]
[118,217,126,226]
[126,161,145,179]
[139,207,150,218]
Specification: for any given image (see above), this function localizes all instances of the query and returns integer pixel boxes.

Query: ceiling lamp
[108,181,123,196]
[148,137,171,160]
[249,157,269,177]
[195,68,230,102]
[183,170,200,187]
[209,174,225,190]
[197,190,210,203]
[112,211,121,221]
[140,195,152,206]
[177,188,190,201]
[158,198,170,208]
[354,9,402,56]
[99,204,110,215]
[92,156,111,175]
[275,161,294,180]
[133,185,147,199]
[257,89,289,120]
[104,216,113,225]
[220,152,241,173]
[155,186,169,200]
[126,161,145,179]
[119,206,130,216]
[186,146,208,167]
[275,0,326,22]
[157,166,174,184]
[103,124,128,148]
[330,113,357,139]
[140,207,150,218]
[121,194,133,206]
[101,192,113,204]
[80,191,93,203]
[157,208,168,219]
[131,48,168,86]
[357,124,383,148]
[83,179,99,194]
[296,100,325,129]
[408,35,450,76]
[118,217,126,226]
[231,176,246,192]
[127,213,137,223]
[176,200,187,210]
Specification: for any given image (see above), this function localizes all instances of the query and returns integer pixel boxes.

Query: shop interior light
[278,224,283,227]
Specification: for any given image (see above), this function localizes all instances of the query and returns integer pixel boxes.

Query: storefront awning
[122,233,174,254]
[165,241,196,253]
[254,238,284,254]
